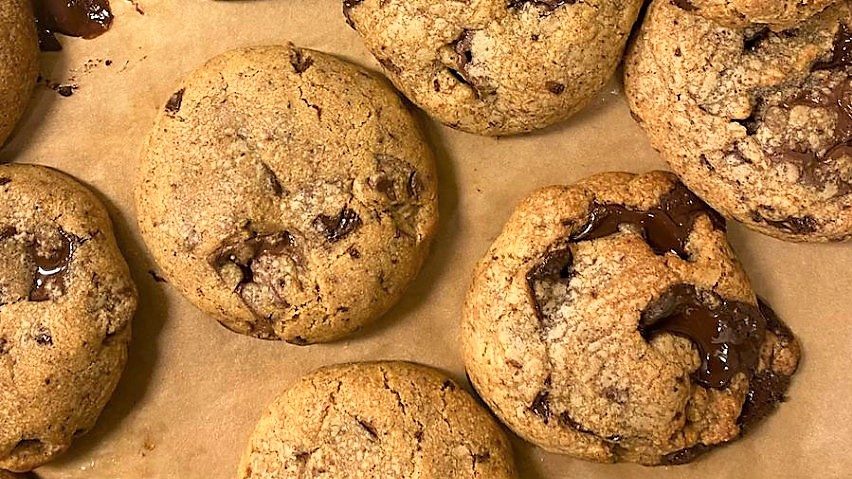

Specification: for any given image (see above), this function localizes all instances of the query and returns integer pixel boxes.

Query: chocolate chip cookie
[678,0,839,30]
[137,44,438,344]
[0,164,137,472]
[625,0,852,241]
[0,0,38,146]
[239,361,517,479]
[461,171,801,465]
[344,0,644,136]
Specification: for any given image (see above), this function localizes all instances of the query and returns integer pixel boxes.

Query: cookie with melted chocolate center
[137,44,438,344]
[625,0,852,241]
[0,0,38,146]
[239,361,517,479]
[344,0,644,135]
[0,164,137,472]
[461,171,800,465]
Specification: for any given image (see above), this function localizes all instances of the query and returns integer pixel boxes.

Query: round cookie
[625,1,852,242]
[239,361,517,479]
[461,171,801,465]
[678,0,839,30]
[0,164,137,472]
[344,0,644,136]
[0,0,39,146]
[137,45,438,344]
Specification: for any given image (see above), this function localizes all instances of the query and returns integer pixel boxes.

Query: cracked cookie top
[676,0,839,30]
[137,45,438,344]
[344,0,643,135]
[0,164,137,472]
[239,361,517,479]
[625,0,852,241]
[0,0,38,146]
[461,171,800,465]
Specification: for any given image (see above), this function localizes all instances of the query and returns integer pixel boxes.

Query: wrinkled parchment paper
[4,1,850,477]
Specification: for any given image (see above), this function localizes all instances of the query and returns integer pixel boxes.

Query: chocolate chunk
[165,89,185,115]
[571,183,725,260]
[472,452,491,464]
[407,171,423,200]
[357,418,378,440]
[56,85,75,97]
[289,47,314,74]
[671,0,696,11]
[209,230,296,308]
[639,284,766,389]
[660,443,712,465]
[32,0,113,51]
[313,208,362,242]
[34,328,53,345]
[342,0,362,29]
[751,212,819,235]
[346,245,361,259]
[0,177,10,186]
[743,28,770,52]
[814,23,852,71]
[508,0,575,11]
[529,390,552,423]
[29,228,81,302]
[738,370,790,431]
[441,380,457,391]
[0,337,8,354]
[527,247,573,285]
[0,226,17,240]
[259,162,283,196]
[558,411,593,434]
[546,81,566,95]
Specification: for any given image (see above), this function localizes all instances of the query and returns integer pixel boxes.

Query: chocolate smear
[639,284,765,389]
[570,183,725,259]
[32,0,114,52]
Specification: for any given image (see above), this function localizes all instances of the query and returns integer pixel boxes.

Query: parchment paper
[4,1,850,477]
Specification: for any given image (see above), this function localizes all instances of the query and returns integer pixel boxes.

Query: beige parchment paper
[3,0,851,477]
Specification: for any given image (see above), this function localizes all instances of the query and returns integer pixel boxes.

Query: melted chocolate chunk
[29,229,80,302]
[0,177,10,186]
[814,23,852,71]
[751,212,819,235]
[744,28,770,52]
[546,81,565,95]
[529,390,553,423]
[639,284,765,389]
[507,0,575,11]
[357,419,378,440]
[671,0,696,11]
[660,443,713,465]
[165,89,185,115]
[289,48,314,74]
[570,183,725,260]
[209,231,295,296]
[313,208,362,243]
[32,0,113,51]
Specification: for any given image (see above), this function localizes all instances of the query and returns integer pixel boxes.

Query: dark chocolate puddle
[32,0,113,51]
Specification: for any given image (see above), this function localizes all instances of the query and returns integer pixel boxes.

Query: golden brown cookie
[137,44,438,344]
[625,0,852,241]
[344,0,644,136]
[462,171,800,465]
[0,164,137,472]
[0,0,38,146]
[239,361,517,479]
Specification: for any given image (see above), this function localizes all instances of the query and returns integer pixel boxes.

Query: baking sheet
[3,0,850,477]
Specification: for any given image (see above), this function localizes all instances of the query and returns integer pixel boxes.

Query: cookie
[677,0,839,30]
[0,164,137,472]
[239,361,517,479]
[625,1,852,242]
[344,0,644,136]
[461,171,801,465]
[137,45,438,344]
[0,0,39,146]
